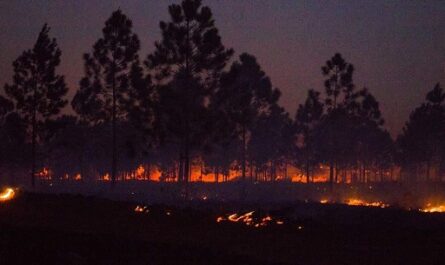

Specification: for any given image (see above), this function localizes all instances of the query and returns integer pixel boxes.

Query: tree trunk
[334,163,339,183]
[31,87,37,188]
[250,160,254,181]
[362,164,367,183]
[184,142,190,183]
[31,115,36,188]
[178,154,183,182]
[111,64,117,187]
[329,161,334,191]
[284,162,288,181]
[147,163,151,180]
[241,125,246,181]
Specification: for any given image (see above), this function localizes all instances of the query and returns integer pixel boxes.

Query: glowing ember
[216,211,284,227]
[102,173,110,181]
[74,174,82,181]
[420,203,445,213]
[134,205,149,213]
[345,198,388,208]
[37,168,51,180]
[320,199,329,204]
[228,211,254,222]
[0,187,15,202]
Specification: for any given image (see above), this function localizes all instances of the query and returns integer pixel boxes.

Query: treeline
[0,0,444,187]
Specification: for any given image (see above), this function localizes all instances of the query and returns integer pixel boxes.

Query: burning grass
[318,197,389,208]
[216,211,285,228]
[344,198,389,208]
[420,203,445,213]
[1,192,445,264]
[0,187,16,202]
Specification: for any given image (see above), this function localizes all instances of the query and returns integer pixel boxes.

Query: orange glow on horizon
[420,203,445,213]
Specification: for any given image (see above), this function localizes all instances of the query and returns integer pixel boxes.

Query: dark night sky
[1,0,445,136]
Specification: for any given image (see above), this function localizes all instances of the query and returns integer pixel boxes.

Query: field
[0,187,444,265]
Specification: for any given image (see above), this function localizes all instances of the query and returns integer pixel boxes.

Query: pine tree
[4,24,68,187]
[146,0,233,183]
[295,89,324,183]
[319,53,356,187]
[322,53,355,111]
[398,83,445,181]
[215,53,280,181]
[72,10,141,185]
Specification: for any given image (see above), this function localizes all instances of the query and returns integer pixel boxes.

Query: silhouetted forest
[1,0,444,188]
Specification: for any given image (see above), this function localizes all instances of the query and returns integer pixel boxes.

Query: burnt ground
[0,192,444,265]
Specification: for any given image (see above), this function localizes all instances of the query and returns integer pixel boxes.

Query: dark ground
[0,191,444,265]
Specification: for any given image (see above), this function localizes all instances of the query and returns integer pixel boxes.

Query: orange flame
[74,174,82,181]
[345,198,388,208]
[0,187,15,202]
[134,205,149,213]
[102,173,110,181]
[216,211,284,227]
[420,203,445,213]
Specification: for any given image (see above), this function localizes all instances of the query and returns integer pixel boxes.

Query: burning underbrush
[420,204,445,213]
[0,187,17,202]
[1,191,445,265]
[317,196,445,213]
[318,197,389,208]
[132,203,299,229]
[215,211,288,228]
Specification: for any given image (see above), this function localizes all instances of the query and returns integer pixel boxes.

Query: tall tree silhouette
[72,10,141,185]
[248,104,293,181]
[146,0,233,183]
[295,89,324,182]
[0,96,14,179]
[215,53,280,181]
[0,96,13,121]
[318,53,357,187]
[322,53,355,110]
[4,24,68,187]
[353,88,388,182]
[398,83,445,181]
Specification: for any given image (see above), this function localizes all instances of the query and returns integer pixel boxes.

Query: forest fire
[344,198,388,208]
[420,203,445,213]
[319,198,389,208]
[0,187,16,202]
[216,211,284,227]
